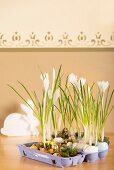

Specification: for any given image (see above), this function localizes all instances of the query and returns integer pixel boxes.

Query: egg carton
[18,142,109,167]
[18,142,85,167]
[78,149,109,162]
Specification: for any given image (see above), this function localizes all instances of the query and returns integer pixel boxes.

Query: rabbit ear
[27,99,34,110]
[20,104,32,115]
[20,99,34,115]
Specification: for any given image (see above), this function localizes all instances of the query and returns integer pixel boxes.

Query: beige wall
[0,51,114,132]
[0,0,114,48]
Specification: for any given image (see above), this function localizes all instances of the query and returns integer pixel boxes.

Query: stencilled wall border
[0,31,114,48]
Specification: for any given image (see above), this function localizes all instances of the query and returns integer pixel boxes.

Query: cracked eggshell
[54,137,64,143]
[98,142,109,152]
[84,146,98,154]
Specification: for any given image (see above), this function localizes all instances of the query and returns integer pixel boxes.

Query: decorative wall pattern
[0,1,114,48]
[0,32,114,48]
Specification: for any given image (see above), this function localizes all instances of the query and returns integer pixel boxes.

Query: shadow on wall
[0,102,20,128]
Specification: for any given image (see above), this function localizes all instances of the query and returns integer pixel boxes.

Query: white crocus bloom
[77,77,86,90]
[68,73,77,86]
[43,78,49,92]
[40,73,48,81]
[97,81,109,93]
[79,77,86,87]
[53,88,60,104]
[48,88,60,103]
[48,89,52,99]
[40,73,49,92]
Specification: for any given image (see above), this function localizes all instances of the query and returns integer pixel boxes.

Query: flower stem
[95,127,98,146]
[42,125,46,146]
[101,127,104,142]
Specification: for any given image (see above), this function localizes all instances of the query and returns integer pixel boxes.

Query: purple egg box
[78,149,109,162]
[18,142,85,167]
[84,150,109,162]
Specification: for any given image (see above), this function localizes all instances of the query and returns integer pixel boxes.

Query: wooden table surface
[0,134,114,170]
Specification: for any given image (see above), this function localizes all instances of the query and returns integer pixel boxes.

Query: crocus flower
[79,77,86,87]
[48,88,60,103]
[43,78,49,92]
[97,81,109,93]
[53,88,60,104]
[77,77,86,90]
[40,73,49,92]
[40,73,49,81]
[68,73,77,86]
[48,89,52,99]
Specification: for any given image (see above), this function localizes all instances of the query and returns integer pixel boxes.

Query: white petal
[77,77,86,91]
[97,81,109,93]
[48,89,52,99]
[53,89,60,104]
[40,73,50,92]
[68,73,77,85]
[44,78,49,92]
[40,73,49,80]
[79,77,86,86]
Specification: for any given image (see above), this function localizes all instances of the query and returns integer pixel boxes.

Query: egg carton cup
[18,142,85,167]
[78,149,109,162]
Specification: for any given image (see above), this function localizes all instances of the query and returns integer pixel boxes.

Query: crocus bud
[79,77,86,87]
[43,78,49,92]
[53,89,60,104]
[40,73,48,81]
[48,89,52,99]
[97,81,109,93]
[77,77,86,90]
[40,73,49,92]
[68,73,77,86]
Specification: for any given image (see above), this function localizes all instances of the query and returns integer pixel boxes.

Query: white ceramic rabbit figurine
[1,99,39,136]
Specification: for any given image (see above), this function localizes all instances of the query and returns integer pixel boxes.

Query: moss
[69,147,77,157]
[104,136,110,144]
[60,146,78,157]
[60,146,70,157]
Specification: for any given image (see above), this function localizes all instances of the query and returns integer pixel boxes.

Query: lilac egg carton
[78,149,109,162]
[18,142,85,167]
